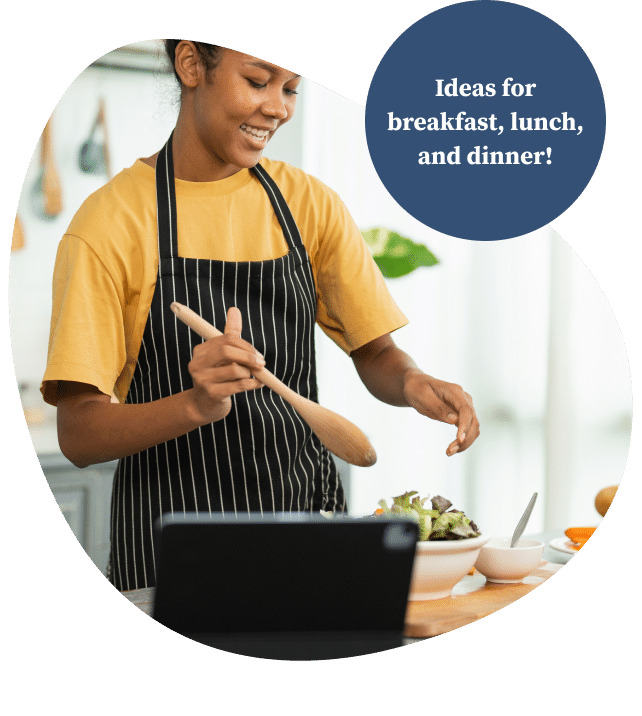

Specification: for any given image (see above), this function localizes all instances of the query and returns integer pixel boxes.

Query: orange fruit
[595,485,618,517]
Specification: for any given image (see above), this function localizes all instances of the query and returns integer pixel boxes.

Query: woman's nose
[262,91,289,120]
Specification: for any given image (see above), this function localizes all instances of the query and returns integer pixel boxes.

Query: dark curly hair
[164,40,222,84]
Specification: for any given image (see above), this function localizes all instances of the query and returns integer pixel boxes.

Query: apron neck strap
[155,133,179,260]
[250,163,304,251]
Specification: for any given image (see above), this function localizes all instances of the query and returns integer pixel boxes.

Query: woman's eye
[285,88,299,96]
[248,79,267,89]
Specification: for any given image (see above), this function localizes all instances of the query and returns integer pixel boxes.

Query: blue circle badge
[365,1,606,241]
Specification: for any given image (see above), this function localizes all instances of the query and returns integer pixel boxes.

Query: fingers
[198,340,264,369]
[188,359,263,419]
[446,392,480,455]
[454,395,474,443]
[407,378,464,428]
[192,304,264,372]
[446,438,461,457]
[198,362,260,383]
[199,373,263,397]
[224,306,243,338]
[405,373,480,456]
[447,419,480,455]
[189,307,265,407]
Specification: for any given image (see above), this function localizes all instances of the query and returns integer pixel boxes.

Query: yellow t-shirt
[42,157,408,406]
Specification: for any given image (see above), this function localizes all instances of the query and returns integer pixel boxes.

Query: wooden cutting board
[404,562,563,638]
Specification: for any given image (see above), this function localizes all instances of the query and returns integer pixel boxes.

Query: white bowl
[474,538,545,583]
[409,532,491,600]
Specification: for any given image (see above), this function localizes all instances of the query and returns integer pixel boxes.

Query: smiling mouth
[240,124,271,141]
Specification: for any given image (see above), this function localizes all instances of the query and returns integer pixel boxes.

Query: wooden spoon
[41,117,63,218]
[170,301,377,468]
[11,216,25,251]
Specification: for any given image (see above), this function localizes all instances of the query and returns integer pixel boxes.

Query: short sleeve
[41,235,127,406]
[313,188,408,354]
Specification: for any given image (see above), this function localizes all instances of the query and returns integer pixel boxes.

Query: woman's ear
[174,41,203,88]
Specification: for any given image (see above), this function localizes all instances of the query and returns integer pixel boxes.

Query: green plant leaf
[361,228,439,279]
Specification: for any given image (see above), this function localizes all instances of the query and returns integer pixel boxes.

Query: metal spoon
[509,492,538,547]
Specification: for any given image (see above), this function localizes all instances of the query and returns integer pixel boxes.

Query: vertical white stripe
[178,259,198,515]
[167,259,186,514]
[131,378,147,588]
[257,260,282,512]
[135,338,152,583]
[220,262,238,515]
[274,256,294,510]
[231,261,251,512]
[129,448,138,589]
[137,339,157,578]
[268,259,288,510]
[243,261,263,514]
[113,459,123,588]
[194,260,213,515]
[251,261,275,512]
[283,254,302,509]
[207,260,224,514]
[121,454,130,591]
[294,267,315,399]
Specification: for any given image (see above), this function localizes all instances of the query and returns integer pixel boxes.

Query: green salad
[375,491,481,542]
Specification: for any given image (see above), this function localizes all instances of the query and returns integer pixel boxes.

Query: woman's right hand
[186,307,265,424]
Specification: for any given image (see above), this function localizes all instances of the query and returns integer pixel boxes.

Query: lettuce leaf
[376,492,481,541]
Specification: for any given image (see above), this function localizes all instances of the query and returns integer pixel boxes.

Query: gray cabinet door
[39,453,116,575]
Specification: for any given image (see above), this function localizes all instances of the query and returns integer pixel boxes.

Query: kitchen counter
[120,529,573,644]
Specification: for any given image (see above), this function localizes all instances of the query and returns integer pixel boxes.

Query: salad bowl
[409,532,492,600]
[375,491,490,601]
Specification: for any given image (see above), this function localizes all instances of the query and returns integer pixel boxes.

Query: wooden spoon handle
[170,301,377,467]
[98,98,112,178]
[41,118,63,218]
[12,216,25,251]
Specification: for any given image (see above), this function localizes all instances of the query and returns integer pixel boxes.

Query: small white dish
[474,537,544,583]
[549,537,577,555]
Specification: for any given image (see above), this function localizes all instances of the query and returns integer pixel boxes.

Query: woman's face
[189,48,300,178]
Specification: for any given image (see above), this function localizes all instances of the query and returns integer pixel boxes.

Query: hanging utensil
[170,301,377,468]
[30,117,63,220]
[509,492,538,547]
[11,215,25,251]
[78,98,111,177]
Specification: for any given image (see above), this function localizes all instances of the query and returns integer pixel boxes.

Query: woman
[42,41,480,591]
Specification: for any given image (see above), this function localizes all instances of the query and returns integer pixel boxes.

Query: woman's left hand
[352,334,480,456]
[402,369,480,456]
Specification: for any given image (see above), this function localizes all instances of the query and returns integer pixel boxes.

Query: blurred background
[9,40,631,574]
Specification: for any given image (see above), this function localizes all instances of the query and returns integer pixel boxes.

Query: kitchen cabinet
[38,452,117,576]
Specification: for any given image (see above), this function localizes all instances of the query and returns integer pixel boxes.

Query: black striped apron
[108,136,345,591]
